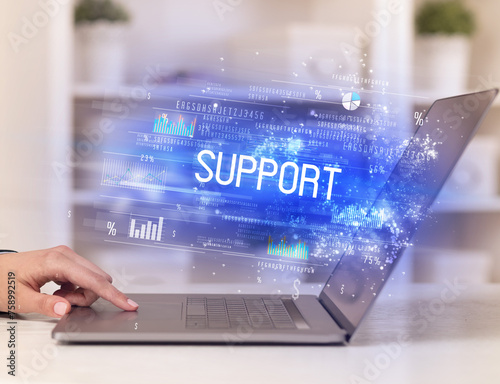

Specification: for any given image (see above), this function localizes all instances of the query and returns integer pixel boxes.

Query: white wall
[106,0,411,88]
[111,0,313,82]
[466,0,500,89]
[0,0,72,251]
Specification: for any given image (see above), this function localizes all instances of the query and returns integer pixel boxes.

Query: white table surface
[2,284,500,384]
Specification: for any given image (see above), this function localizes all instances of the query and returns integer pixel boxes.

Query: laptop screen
[319,89,498,335]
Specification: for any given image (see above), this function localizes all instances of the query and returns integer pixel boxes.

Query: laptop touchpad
[136,302,183,321]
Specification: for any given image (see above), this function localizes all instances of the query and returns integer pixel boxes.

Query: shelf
[74,83,500,107]
[71,190,98,206]
[73,83,139,100]
[432,196,500,213]
[413,89,500,108]
[70,189,500,213]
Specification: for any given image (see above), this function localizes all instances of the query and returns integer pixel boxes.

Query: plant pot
[415,35,471,94]
[75,21,127,85]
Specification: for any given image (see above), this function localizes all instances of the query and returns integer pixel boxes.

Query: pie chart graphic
[342,92,361,111]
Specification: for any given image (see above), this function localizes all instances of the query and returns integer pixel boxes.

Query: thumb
[19,289,71,318]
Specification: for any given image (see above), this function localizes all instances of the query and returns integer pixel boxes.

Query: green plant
[416,0,475,36]
[75,0,130,24]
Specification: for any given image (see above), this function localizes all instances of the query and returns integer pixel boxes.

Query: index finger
[52,246,113,283]
[45,254,138,311]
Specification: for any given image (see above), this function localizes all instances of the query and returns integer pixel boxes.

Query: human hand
[0,245,138,318]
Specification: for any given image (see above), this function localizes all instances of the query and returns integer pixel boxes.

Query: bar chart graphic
[153,113,197,137]
[267,236,309,260]
[128,216,164,242]
[331,204,385,229]
[101,158,168,193]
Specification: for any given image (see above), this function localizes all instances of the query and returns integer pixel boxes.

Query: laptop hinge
[318,292,356,340]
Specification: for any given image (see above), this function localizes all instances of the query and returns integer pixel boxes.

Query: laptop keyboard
[186,297,296,329]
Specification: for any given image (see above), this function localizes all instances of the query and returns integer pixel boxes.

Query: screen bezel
[318,89,498,340]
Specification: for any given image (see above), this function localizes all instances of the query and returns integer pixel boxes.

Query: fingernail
[54,302,68,316]
[127,298,139,308]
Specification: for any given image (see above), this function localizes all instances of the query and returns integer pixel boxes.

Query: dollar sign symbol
[134,322,138,330]
[341,284,344,294]
[292,279,301,301]
[68,210,72,218]
[172,230,176,238]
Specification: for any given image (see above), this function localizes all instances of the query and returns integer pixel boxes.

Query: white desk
[2,284,500,384]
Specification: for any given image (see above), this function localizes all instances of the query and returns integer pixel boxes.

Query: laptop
[52,88,498,344]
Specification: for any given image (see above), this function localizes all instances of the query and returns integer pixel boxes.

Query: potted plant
[75,0,131,85]
[415,0,476,94]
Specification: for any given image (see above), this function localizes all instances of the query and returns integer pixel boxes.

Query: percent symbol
[315,90,322,100]
[414,112,424,126]
[107,221,117,236]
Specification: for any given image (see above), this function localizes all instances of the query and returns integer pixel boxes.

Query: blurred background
[2,0,500,292]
